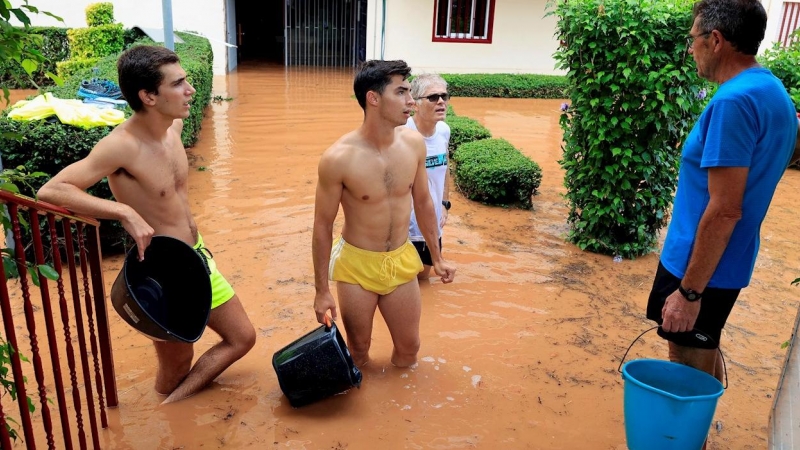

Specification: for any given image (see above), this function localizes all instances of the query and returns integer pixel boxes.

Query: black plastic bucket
[110,235,212,343]
[272,322,362,407]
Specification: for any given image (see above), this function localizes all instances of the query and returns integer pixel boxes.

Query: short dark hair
[692,0,767,55]
[353,60,412,110]
[117,45,181,111]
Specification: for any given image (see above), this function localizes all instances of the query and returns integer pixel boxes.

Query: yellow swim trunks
[194,234,235,309]
[329,236,423,295]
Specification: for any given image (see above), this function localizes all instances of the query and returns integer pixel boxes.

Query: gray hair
[411,73,448,102]
[692,0,766,55]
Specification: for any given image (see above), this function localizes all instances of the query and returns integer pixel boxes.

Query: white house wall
[18,0,792,76]
[19,0,229,75]
[366,0,562,75]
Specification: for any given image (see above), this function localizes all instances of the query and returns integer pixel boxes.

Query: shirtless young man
[312,60,456,368]
[37,45,256,404]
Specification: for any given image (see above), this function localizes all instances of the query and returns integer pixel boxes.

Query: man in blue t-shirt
[646,0,798,386]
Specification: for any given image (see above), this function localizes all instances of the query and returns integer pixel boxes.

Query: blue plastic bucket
[621,359,724,450]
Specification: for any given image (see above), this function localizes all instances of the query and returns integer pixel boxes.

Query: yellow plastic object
[7,93,124,129]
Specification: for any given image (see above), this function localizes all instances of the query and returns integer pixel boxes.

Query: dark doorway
[235,1,285,63]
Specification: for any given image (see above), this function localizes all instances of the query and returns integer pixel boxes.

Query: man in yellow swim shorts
[38,46,255,404]
[313,60,456,369]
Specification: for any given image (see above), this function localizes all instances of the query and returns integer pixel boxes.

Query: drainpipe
[162,0,174,50]
[381,0,386,59]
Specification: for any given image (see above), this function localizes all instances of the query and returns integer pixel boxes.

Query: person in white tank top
[406,74,451,280]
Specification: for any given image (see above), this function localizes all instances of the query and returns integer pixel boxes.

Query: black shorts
[646,262,740,349]
[412,238,442,267]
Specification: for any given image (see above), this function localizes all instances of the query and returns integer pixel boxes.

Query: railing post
[0,252,36,448]
[28,210,73,448]
[85,225,118,408]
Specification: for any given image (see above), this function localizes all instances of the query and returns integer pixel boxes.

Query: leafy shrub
[167,32,214,147]
[760,30,800,111]
[85,2,114,27]
[66,24,124,60]
[551,0,706,258]
[55,57,100,80]
[444,115,491,155]
[0,31,215,251]
[453,138,542,209]
[441,73,568,99]
[0,27,69,89]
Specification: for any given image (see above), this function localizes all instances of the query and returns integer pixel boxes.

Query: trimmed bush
[0,31,215,251]
[167,32,214,147]
[66,24,124,60]
[0,27,70,89]
[85,2,114,27]
[444,114,491,155]
[760,30,800,111]
[552,0,706,258]
[55,57,100,80]
[453,138,542,209]
[441,73,568,99]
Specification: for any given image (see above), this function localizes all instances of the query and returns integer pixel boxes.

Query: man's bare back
[325,127,421,252]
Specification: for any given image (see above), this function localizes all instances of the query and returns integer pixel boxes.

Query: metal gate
[284,0,366,67]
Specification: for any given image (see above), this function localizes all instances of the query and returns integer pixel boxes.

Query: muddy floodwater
[10,64,800,449]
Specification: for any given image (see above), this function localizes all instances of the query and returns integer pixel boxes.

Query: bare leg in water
[155,295,255,404]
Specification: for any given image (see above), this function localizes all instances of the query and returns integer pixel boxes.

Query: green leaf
[37,264,59,281]
[0,183,19,194]
[45,72,63,87]
[20,58,37,75]
[26,266,40,287]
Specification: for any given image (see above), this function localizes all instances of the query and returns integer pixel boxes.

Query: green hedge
[0,27,70,89]
[453,138,542,209]
[66,23,124,60]
[0,32,214,251]
[444,113,492,155]
[55,57,100,80]
[86,2,114,27]
[441,73,568,99]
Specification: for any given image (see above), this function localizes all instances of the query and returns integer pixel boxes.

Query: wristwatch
[678,285,702,302]
[442,200,451,210]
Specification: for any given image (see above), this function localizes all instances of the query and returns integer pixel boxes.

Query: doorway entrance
[233,1,285,63]
[232,0,367,68]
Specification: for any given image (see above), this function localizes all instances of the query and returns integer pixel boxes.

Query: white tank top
[406,117,450,241]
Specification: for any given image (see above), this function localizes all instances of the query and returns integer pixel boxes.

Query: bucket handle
[617,326,728,389]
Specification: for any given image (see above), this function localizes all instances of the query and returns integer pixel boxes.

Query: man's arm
[410,135,455,283]
[661,166,746,332]
[681,167,747,292]
[441,154,450,227]
[312,150,344,324]
[37,136,154,260]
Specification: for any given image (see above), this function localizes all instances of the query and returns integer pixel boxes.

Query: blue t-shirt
[661,67,796,289]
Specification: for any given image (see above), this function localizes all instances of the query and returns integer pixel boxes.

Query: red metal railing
[779,1,800,47]
[0,190,117,449]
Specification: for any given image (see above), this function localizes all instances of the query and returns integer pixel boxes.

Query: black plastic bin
[110,235,212,343]
[272,322,362,407]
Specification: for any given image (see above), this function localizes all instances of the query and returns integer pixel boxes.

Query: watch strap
[678,285,702,302]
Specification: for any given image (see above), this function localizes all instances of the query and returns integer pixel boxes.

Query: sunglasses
[417,93,450,102]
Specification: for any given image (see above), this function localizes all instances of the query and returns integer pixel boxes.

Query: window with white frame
[433,0,496,43]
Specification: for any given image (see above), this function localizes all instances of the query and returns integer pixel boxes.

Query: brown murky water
[8,65,799,449]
